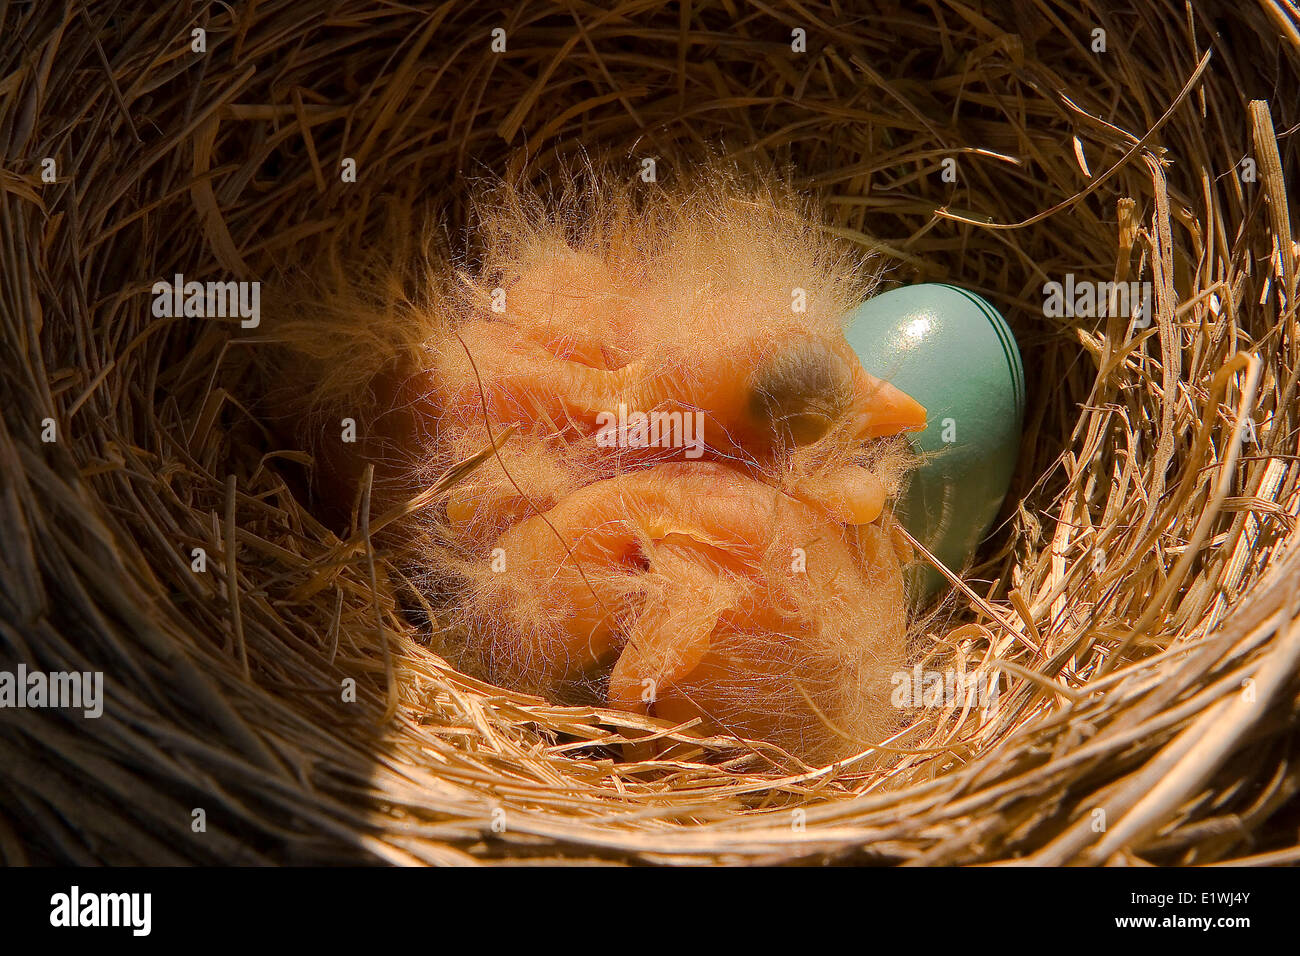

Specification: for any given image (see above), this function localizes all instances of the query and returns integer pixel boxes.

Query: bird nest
[1,0,1297,865]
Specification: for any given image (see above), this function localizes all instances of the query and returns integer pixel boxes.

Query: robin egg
[843,283,1025,601]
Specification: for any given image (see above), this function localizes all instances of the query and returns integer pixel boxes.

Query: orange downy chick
[271,177,926,764]
[464,462,907,762]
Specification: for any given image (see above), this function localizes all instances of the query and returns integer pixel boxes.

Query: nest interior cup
[1,1,1299,866]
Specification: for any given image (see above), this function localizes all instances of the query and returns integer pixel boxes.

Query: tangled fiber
[1,0,1298,865]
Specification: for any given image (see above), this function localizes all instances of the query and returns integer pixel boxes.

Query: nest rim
[1,0,1299,866]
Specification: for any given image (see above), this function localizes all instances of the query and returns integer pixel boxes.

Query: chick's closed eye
[748,337,855,447]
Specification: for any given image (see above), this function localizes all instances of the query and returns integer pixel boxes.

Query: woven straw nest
[1,0,1298,866]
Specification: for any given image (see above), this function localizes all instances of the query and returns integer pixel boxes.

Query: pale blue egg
[843,284,1025,602]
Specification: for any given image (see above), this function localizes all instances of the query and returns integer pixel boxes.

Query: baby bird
[475,462,912,764]
[270,174,925,764]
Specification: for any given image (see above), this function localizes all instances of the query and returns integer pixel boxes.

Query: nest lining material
[1,0,1298,865]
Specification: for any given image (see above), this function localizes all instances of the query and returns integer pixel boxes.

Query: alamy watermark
[50,886,150,936]
[1043,274,1152,329]
[0,664,103,718]
[152,273,260,327]
[891,665,1000,710]
[594,403,705,459]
